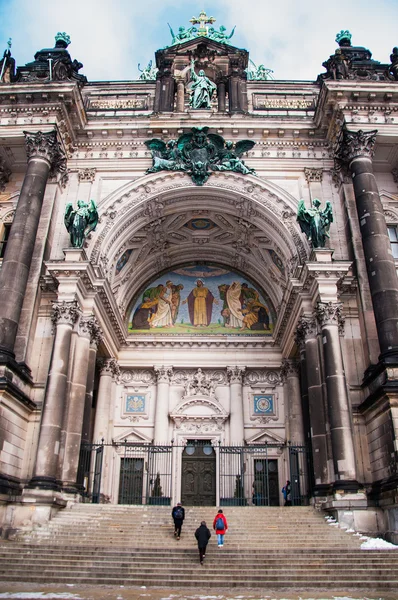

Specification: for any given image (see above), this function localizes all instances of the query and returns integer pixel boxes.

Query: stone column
[154,366,172,444]
[217,77,226,112]
[227,366,245,444]
[92,358,119,443]
[296,316,330,489]
[81,323,102,444]
[30,301,80,490]
[336,127,398,363]
[0,131,65,359]
[282,359,305,445]
[316,302,358,488]
[60,316,102,492]
[176,79,185,112]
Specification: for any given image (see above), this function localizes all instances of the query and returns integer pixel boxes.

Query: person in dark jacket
[282,480,291,506]
[171,502,185,540]
[195,520,211,564]
[213,509,228,547]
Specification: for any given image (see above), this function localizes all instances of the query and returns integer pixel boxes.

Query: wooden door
[181,444,216,506]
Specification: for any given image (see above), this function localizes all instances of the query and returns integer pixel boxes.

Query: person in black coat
[171,502,185,540]
[195,521,211,564]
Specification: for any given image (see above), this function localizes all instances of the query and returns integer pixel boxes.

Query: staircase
[0,505,397,590]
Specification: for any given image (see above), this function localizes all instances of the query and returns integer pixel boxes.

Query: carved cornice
[78,168,96,182]
[0,159,11,192]
[154,365,173,383]
[335,127,377,165]
[97,357,120,379]
[51,300,80,328]
[227,366,246,383]
[316,301,345,334]
[24,130,67,176]
[304,167,323,183]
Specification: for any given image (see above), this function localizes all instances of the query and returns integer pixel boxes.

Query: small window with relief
[388,226,398,259]
[0,223,11,259]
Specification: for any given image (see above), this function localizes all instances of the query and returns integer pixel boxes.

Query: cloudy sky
[0,0,396,82]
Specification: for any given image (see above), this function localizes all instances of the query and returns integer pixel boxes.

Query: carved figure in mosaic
[241,298,270,331]
[226,281,244,328]
[297,198,333,248]
[150,281,173,328]
[171,283,184,324]
[182,279,217,327]
[189,59,217,110]
[138,60,158,80]
[131,297,159,330]
[145,139,186,173]
[246,59,274,81]
[64,199,98,248]
[207,25,236,44]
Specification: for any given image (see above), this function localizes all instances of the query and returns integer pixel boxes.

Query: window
[0,223,11,259]
[388,226,398,259]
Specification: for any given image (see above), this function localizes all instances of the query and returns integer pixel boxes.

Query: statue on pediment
[189,59,217,109]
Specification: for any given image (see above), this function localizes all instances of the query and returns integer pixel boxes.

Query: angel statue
[138,60,158,81]
[297,198,333,248]
[145,139,186,173]
[209,137,256,175]
[189,59,217,109]
[207,25,236,44]
[64,199,98,248]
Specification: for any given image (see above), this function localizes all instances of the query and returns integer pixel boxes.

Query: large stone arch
[87,171,309,323]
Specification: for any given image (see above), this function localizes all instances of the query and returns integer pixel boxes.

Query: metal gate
[78,441,309,505]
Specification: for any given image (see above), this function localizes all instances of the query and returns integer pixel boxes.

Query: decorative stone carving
[78,168,96,182]
[335,127,377,165]
[316,301,345,334]
[280,359,299,381]
[51,300,80,328]
[24,130,67,176]
[304,168,323,183]
[0,159,11,192]
[227,366,245,383]
[120,369,156,385]
[97,358,120,379]
[170,396,228,431]
[392,167,398,185]
[84,316,103,347]
[154,365,173,383]
[244,369,282,387]
[295,315,317,346]
[182,368,216,399]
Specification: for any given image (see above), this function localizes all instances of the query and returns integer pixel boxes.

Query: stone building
[0,19,397,542]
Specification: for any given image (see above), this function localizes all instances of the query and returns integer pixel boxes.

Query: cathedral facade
[0,18,398,542]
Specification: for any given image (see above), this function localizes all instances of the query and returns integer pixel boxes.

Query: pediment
[113,427,152,444]
[171,396,228,418]
[157,37,247,58]
[246,429,285,445]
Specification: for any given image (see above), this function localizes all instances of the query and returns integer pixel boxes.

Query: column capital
[316,301,345,334]
[227,366,246,383]
[295,315,317,347]
[51,300,80,328]
[304,167,323,183]
[335,127,377,165]
[24,130,67,176]
[0,157,11,192]
[79,315,103,347]
[154,365,173,383]
[97,357,120,379]
[281,358,300,380]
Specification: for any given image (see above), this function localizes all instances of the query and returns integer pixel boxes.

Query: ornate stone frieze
[120,369,156,385]
[24,131,67,176]
[304,167,323,183]
[170,396,228,431]
[316,301,345,334]
[335,127,377,165]
[244,369,282,387]
[51,300,80,328]
[97,358,120,379]
[182,368,216,399]
[78,168,96,183]
[0,159,11,192]
[227,366,246,383]
[154,365,173,383]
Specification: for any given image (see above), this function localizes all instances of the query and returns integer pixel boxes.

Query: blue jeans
[217,533,224,546]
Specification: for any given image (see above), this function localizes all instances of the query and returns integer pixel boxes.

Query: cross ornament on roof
[190,9,216,36]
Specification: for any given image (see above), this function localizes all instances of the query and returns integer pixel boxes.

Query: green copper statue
[64,199,98,248]
[246,59,274,81]
[297,198,333,248]
[189,59,217,109]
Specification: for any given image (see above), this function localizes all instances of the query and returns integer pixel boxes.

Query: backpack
[216,516,224,530]
[174,507,183,519]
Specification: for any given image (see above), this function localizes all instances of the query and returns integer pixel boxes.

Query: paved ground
[0,584,396,600]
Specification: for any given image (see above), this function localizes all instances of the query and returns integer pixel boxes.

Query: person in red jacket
[213,509,228,547]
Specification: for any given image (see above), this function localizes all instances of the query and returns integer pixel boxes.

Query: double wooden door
[181,444,216,506]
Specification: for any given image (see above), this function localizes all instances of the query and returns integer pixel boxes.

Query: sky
[0,0,397,82]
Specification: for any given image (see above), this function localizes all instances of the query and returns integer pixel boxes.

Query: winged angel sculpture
[145,127,255,186]
[297,198,333,248]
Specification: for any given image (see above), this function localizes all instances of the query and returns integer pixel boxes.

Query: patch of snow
[361,537,398,549]
[0,594,82,599]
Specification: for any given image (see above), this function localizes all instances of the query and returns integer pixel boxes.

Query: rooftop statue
[297,198,333,248]
[246,59,274,81]
[189,59,217,109]
[388,47,398,81]
[207,25,236,44]
[138,60,158,80]
[166,10,236,47]
[145,127,255,186]
[0,39,15,83]
[64,199,98,248]
[167,24,198,45]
